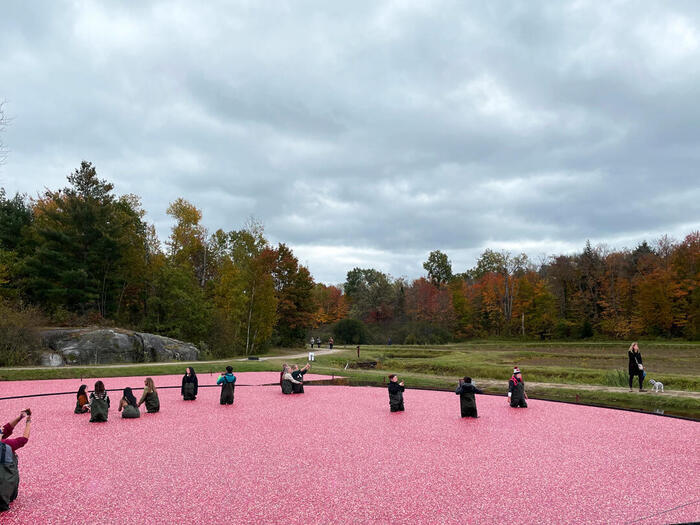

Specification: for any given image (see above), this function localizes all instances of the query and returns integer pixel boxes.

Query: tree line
[0,162,698,365]
[339,236,698,343]
[0,162,324,359]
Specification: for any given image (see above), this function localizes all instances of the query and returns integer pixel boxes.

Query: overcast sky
[1,1,699,284]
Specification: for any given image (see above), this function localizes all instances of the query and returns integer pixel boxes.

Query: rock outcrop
[39,328,199,366]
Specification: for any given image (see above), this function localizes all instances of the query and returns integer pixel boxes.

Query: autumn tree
[470,249,528,333]
[166,198,209,287]
[270,243,315,346]
[344,267,396,322]
[312,283,348,327]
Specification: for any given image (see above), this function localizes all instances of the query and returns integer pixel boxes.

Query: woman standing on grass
[1,409,32,512]
[628,342,646,392]
[89,381,110,422]
[74,384,90,413]
[181,367,198,401]
[138,378,160,413]
[118,388,141,419]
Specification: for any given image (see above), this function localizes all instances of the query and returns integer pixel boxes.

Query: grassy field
[2,341,698,418]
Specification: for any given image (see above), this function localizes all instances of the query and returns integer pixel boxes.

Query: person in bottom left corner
[1,408,32,512]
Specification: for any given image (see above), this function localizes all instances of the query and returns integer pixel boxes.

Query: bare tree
[0,100,8,166]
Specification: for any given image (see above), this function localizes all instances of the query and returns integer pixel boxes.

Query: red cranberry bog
[2,373,698,524]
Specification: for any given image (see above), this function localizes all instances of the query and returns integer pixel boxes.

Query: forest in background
[0,162,698,365]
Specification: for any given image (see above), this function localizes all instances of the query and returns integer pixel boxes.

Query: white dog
[648,379,664,393]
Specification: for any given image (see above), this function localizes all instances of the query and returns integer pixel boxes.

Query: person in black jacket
[508,367,527,408]
[291,363,311,393]
[455,376,483,418]
[388,374,405,412]
[628,342,646,392]
[181,367,198,400]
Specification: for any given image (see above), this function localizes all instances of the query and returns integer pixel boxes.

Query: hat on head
[513,367,521,374]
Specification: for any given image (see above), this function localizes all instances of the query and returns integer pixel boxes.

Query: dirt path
[470,378,700,399]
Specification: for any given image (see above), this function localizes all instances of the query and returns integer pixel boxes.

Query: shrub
[0,300,45,366]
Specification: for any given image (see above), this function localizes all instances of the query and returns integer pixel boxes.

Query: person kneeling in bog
[74,384,90,414]
[1,409,32,512]
[89,381,110,422]
[280,365,301,395]
[217,366,237,405]
[291,363,311,394]
[508,367,528,408]
[388,374,405,412]
[119,388,141,419]
[455,376,483,418]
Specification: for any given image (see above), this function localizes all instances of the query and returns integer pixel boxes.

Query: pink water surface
[1,375,698,524]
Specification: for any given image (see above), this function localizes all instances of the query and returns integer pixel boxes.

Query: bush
[0,301,45,366]
[332,318,369,344]
[579,320,594,339]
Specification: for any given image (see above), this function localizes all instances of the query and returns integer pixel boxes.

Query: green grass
[2,341,698,418]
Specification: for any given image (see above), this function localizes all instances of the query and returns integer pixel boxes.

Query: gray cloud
[1,0,699,284]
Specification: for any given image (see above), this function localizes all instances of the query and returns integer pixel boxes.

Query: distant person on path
[316,337,321,348]
[508,367,527,408]
[138,378,160,413]
[455,376,483,418]
[118,388,141,419]
[388,374,405,412]
[217,366,236,405]
[628,342,646,392]
[89,381,110,422]
[281,365,301,395]
[181,367,198,401]
[74,384,90,414]
[1,409,31,512]
[357,345,360,358]
[310,337,315,349]
[328,337,334,350]
[291,363,311,394]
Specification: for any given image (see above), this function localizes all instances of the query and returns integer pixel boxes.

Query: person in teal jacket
[217,366,236,405]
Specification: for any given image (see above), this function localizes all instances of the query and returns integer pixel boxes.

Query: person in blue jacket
[217,366,236,405]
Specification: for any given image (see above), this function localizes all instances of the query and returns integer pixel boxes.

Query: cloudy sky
[1,1,699,283]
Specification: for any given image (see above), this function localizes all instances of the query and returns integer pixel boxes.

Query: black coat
[455,383,483,417]
[388,382,405,411]
[182,375,198,399]
[508,377,527,408]
[291,369,307,394]
[628,351,643,375]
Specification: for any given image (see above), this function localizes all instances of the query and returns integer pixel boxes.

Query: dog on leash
[648,379,664,393]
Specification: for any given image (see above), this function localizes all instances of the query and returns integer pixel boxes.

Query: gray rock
[40,352,65,367]
[40,328,199,366]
